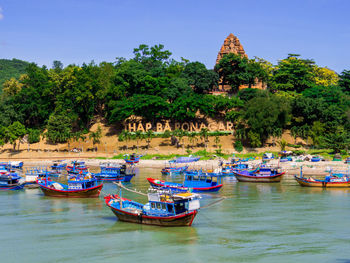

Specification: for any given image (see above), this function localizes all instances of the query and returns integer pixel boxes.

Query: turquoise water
[1,167,350,263]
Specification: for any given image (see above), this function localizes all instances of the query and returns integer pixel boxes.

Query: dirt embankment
[0,121,308,160]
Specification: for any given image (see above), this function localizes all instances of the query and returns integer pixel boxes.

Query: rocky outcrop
[216,33,247,64]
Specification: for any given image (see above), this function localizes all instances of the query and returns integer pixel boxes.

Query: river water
[0,167,349,263]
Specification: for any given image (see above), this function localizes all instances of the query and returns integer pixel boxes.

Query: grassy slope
[0,58,30,90]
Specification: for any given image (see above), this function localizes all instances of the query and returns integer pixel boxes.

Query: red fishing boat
[38,174,103,198]
[104,190,200,227]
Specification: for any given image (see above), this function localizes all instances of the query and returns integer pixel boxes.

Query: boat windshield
[174,200,188,214]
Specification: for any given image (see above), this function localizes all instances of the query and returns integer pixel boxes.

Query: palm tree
[271,127,282,147]
[72,132,86,152]
[199,128,209,149]
[214,135,221,148]
[278,139,287,151]
[89,125,102,152]
[145,130,155,149]
[291,126,298,144]
[134,131,143,151]
[188,132,198,148]
[171,129,182,148]
[118,130,132,150]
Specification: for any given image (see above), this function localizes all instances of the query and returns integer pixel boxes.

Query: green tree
[27,129,41,144]
[339,70,350,93]
[309,121,325,147]
[188,132,198,148]
[89,125,102,151]
[243,95,290,145]
[271,54,315,93]
[278,139,288,151]
[321,126,350,153]
[182,62,219,94]
[118,130,132,150]
[215,53,267,93]
[199,128,209,149]
[145,130,155,149]
[234,140,243,152]
[46,113,72,143]
[214,135,221,148]
[7,121,26,150]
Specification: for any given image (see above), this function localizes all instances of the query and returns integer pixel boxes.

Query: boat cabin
[145,191,200,216]
[0,173,21,186]
[183,174,221,188]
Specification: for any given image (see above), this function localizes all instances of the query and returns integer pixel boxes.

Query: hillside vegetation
[0,59,30,90]
[0,45,349,154]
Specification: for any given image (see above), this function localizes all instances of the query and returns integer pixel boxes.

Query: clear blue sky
[0,0,349,72]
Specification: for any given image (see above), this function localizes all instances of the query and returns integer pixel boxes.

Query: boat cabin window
[161,203,166,211]
[200,176,206,181]
[187,175,193,181]
[174,201,187,214]
[193,176,199,181]
[151,203,156,209]
[156,203,161,210]
[167,204,173,213]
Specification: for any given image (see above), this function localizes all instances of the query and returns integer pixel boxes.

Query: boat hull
[147,178,222,193]
[294,176,350,188]
[108,206,197,226]
[234,172,284,183]
[39,184,103,197]
[0,184,24,190]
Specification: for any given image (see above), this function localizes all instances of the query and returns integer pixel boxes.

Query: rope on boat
[200,197,227,209]
[110,182,227,209]
[113,182,148,196]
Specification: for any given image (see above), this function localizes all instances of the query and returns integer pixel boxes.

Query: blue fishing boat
[170,156,200,164]
[311,156,321,162]
[124,153,142,164]
[280,156,293,162]
[0,161,24,170]
[295,168,350,187]
[0,172,24,190]
[38,173,103,198]
[147,172,223,193]
[66,161,88,175]
[262,153,275,161]
[94,164,135,182]
[105,189,200,226]
[51,161,67,172]
[233,166,284,183]
[161,165,188,176]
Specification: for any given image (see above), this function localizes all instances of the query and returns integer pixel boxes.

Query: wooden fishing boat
[124,153,141,164]
[147,172,223,193]
[0,172,24,190]
[66,161,88,173]
[294,175,350,188]
[161,165,188,176]
[51,161,67,172]
[233,167,284,183]
[104,189,200,226]
[311,156,321,162]
[94,164,135,182]
[38,174,103,198]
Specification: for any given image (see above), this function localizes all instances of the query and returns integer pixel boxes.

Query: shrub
[234,140,243,152]
[27,129,41,144]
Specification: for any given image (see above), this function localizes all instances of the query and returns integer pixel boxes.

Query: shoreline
[13,158,349,178]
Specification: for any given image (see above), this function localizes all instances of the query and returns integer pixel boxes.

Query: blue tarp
[170,157,200,163]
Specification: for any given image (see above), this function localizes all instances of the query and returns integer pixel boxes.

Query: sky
[0,0,349,72]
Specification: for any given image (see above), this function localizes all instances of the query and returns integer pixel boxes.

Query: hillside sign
[125,121,234,133]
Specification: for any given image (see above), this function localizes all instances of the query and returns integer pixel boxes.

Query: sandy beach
[15,157,349,178]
